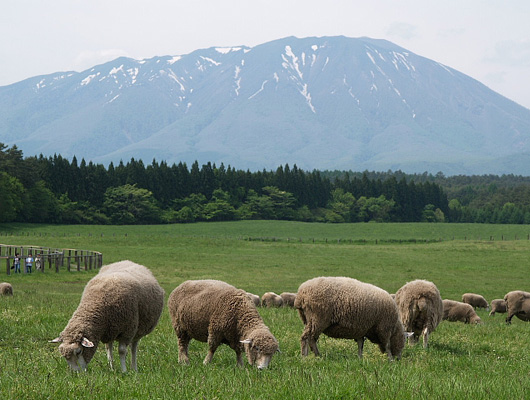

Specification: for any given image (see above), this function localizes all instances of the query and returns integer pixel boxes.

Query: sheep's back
[168,280,250,340]
[296,277,397,335]
[395,280,443,331]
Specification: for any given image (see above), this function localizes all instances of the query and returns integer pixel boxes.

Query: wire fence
[0,244,103,275]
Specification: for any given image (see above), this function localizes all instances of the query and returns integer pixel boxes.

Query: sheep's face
[54,336,95,372]
[59,343,87,371]
[241,330,279,370]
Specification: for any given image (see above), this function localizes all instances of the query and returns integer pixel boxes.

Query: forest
[1,143,529,225]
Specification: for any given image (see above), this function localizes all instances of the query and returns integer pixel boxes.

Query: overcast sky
[2,0,530,109]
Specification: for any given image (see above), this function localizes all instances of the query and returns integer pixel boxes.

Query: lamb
[168,280,279,369]
[489,299,507,316]
[50,260,165,372]
[246,292,261,307]
[280,292,296,307]
[394,279,443,348]
[462,293,489,310]
[294,276,408,361]
[504,290,530,324]
[442,299,482,324]
[261,291,284,307]
[0,282,13,296]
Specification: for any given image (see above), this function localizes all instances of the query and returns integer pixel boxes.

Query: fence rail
[0,244,103,275]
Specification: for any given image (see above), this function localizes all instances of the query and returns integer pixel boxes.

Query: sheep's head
[241,329,279,370]
[50,336,95,372]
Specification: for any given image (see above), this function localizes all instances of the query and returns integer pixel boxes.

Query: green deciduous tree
[103,184,161,224]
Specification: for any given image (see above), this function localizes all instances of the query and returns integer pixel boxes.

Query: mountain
[1,36,530,175]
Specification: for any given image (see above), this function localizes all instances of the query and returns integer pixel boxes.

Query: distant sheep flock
[4,261,526,372]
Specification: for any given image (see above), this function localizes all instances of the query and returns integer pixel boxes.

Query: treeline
[2,143,529,225]
[1,143,451,224]
[323,170,530,224]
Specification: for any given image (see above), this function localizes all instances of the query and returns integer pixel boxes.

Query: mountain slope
[1,36,529,174]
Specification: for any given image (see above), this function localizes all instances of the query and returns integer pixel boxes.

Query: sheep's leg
[301,331,320,357]
[384,339,394,361]
[204,334,221,365]
[235,347,244,368]
[130,341,139,372]
[422,327,429,349]
[118,342,128,373]
[356,338,365,359]
[506,312,514,324]
[106,342,114,370]
[177,333,191,364]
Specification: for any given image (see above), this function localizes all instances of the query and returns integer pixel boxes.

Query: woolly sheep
[0,282,13,296]
[168,280,279,369]
[442,299,482,324]
[294,276,408,361]
[50,260,164,372]
[280,292,296,307]
[504,290,530,324]
[246,292,261,307]
[489,299,507,316]
[462,293,489,310]
[262,292,284,307]
[394,280,443,348]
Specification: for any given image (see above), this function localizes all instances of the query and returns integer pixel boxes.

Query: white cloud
[485,40,530,67]
[386,22,418,40]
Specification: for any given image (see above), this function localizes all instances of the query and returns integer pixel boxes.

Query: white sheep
[504,290,530,324]
[168,279,279,369]
[462,293,489,310]
[50,260,164,372]
[280,292,296,307]
[394,279,443,348]
[261,292,284,307]
[0,282,13,296]
[294,276,408,360]
[246,292,261,307]
[489,299,507,316]
[442,299,482,324]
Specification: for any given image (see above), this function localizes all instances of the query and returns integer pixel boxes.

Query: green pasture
[0,221,529,399]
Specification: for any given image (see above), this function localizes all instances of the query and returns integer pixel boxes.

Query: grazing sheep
[442,300,482,324]
[504,290,530,324]
[246,292,261,307]
[50,261,164,372]
[294,276,408,361]
[0,282,13,296]
[168,280,279,369]
[462,293,489,310]
[261,292,284,307]
[395,280,443,348]
[280,292,296,307]
[489,299,507,316]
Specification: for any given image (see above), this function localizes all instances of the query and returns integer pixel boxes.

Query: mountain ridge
[1,36,529,175]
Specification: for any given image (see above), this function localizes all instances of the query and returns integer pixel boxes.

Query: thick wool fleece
[294,276,405,360]
[504,290,530,323]
[58,261,164,367]
[168,280,278,368]
[395,279,443,347]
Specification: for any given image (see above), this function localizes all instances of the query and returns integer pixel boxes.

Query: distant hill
[1,36,530,175]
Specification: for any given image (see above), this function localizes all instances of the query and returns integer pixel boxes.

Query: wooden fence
[0,244,103,275]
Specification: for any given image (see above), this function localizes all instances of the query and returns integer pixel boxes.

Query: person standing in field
[35,254,42,271]
[13,253,21,273]
[25,253,34,274]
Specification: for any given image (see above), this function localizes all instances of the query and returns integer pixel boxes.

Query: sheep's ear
[49,337,62,343]
[81,337,94,348]
[404,332,414,338]
[240,339,252,345]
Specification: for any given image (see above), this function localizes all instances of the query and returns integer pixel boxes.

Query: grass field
[0,221,529,399]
